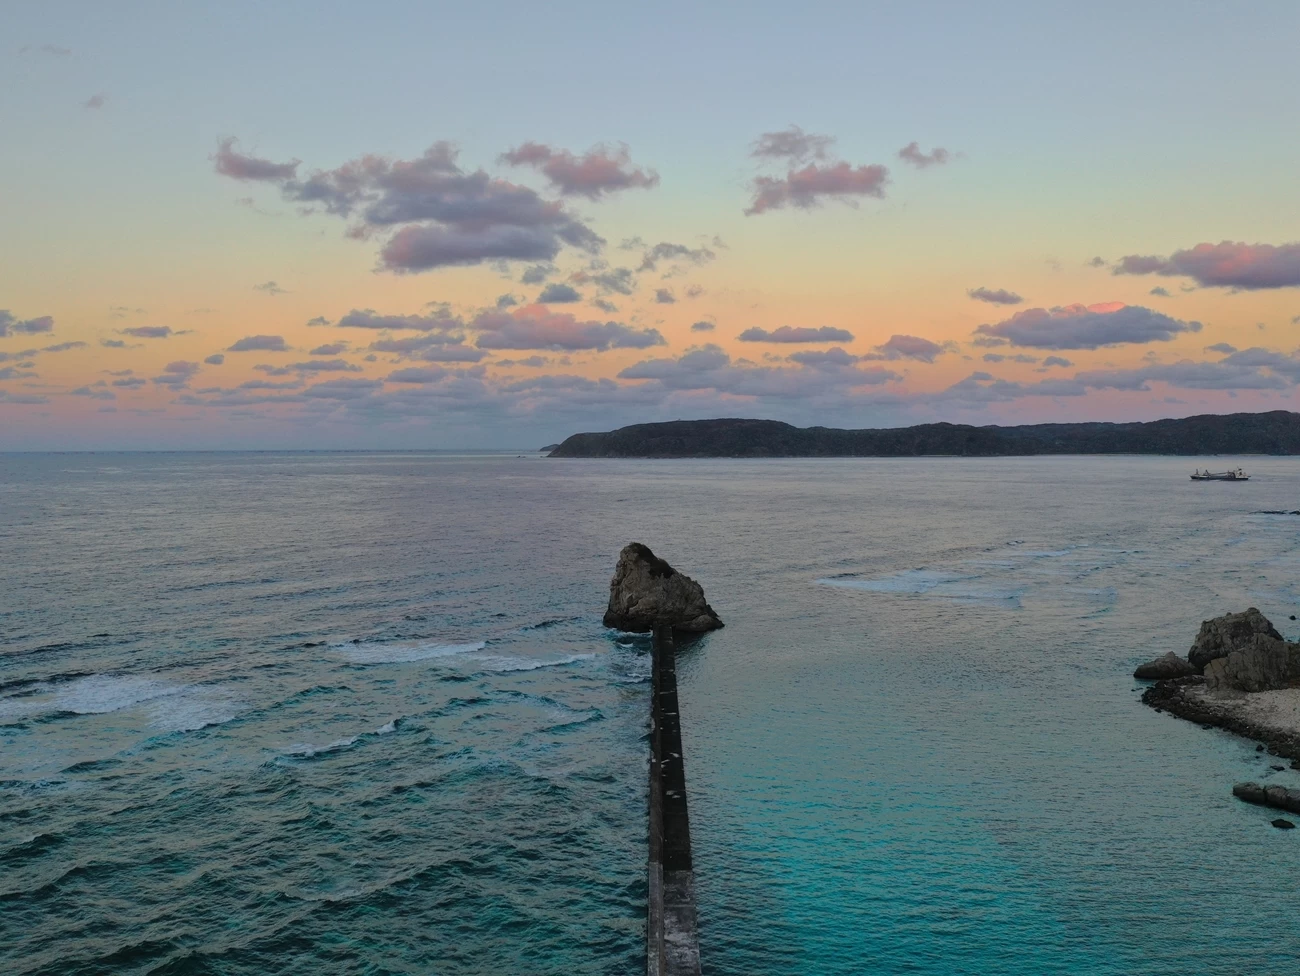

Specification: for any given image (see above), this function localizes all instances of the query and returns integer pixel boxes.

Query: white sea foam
[145,687,243,732]
[376,719,398,734]
[469,652,597,673]
[283,736,358,758]
[0,674,242,731]
[339,640,487,665]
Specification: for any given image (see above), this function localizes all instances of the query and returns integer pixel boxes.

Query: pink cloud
[499,142,659,199]
[1113,241,1300,290]
[746,162,889,215]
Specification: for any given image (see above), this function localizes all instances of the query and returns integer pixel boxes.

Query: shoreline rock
[1141,677,1300,763]
[603,543,723,634]
[1133,651,1196,680]
[1232,781,1300,814]
[1188,607,1283,671]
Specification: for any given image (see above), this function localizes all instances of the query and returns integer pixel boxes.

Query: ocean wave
[470,652,596,673]
[0,674,243,733]
[281,736,359,759]
[338,640,488,665]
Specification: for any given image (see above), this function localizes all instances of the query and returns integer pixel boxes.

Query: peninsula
[548,411,1300,458]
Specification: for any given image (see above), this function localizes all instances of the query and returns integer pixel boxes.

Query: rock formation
[1188,607,1284,670]
[1203,632,1299,693]
[603,543,723,633]
[1133,651,1197,680]
[1233,781,1300,814]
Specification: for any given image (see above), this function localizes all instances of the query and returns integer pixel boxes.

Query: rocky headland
[1138,608,1300,764]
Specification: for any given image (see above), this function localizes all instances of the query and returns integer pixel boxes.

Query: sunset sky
[4,0,1300,449]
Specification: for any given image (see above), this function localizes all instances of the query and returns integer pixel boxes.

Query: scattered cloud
[746,161,889,216]
[204,354,226,365]
[472,306,664,351]
[369,333,485,362]
[153,361,200,388]
[100,339,127,348]
[212,138,301,182]
[310,342,347,356]
[215,139,603,273]
[593,299,619,313]
[83,93,106,110]
[335,308,462,331]
[1088,256,1107,268]
[751,126,834,165]
[654,288,676,304]
[1149,286,1171,297]
[70,385,115,401]
[983,353,1039,364]
[0,311,55,336]
[738,325,854,343]
[570,266,637,296]
[539,282,581,303]
[1041,356,1073,368]
[228,334,288,352]
[1113,241,1300,290]
[386,367,449,384]
[871,334,945,363]
[788,347,861,368]
[620,344,899,396]
[638,242,716,273]
[253,281,287,296]
[974,302,1200,350]
[521,264,554,285]
[120,325,178,339]
[499,142,658,199]
[288,359,363,373]
[968,286,1023,306]
[496,294,519,308]
[691,321,715,332]
[897,142,951,168]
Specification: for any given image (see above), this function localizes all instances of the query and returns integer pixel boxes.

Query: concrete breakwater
[647,626,702,976]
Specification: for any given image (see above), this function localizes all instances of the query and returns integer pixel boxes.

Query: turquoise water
[4,453,1300,974]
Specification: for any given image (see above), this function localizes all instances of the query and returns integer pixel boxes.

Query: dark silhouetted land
[548,411,1300,458]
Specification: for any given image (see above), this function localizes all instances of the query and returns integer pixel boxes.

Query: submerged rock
[1271,819,1295,829]
[1133,651,1196,680]
[1188,608,1284,671]
[602,543,723,633]
[1233,781,1300,814]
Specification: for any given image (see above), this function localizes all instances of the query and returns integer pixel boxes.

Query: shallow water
[3,453,1300,974]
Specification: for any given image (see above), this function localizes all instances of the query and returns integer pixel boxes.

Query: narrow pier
[647,626,701,976]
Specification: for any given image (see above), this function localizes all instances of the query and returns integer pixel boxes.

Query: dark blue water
[3,453,1300,974]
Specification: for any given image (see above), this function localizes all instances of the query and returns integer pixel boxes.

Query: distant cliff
[548,411,1300,458]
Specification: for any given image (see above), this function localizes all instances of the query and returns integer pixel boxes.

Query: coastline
[1142,678,1300,765]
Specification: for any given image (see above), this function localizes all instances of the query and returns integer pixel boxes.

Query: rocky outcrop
[603,543,723,634]
[1188,608,1284,671]
[1133,651,1197,680]
[1233,781,1300,814]
[1203,633,1299,693]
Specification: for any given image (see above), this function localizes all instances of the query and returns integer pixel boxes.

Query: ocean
[3,452,1300,975]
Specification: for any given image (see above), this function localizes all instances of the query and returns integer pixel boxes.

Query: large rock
[1233,781,1300,814]
[1189,608,1283,670]
[1133,651,1196,680]
[1203,632,1299,693]
[603,543,723,633]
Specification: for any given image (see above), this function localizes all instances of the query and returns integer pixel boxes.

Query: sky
[4,0,1300,450]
